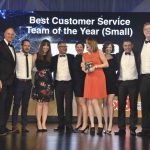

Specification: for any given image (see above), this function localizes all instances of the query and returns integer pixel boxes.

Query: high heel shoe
[36,124,43,132]
[106,130,112,135]
[90,127,95,135]
[97,127,103,136]
[73,124,82,132]
[79,125,89,133]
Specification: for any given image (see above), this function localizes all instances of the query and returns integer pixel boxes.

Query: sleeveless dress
[83,50,107,99]
[73,54,86,97]
[103,54,118,95]
[32,55,54,102]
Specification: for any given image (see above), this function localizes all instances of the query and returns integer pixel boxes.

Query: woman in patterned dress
[32,39,53,132]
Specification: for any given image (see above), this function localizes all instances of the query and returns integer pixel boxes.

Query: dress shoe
[0,130,7,136]
[54,127,65,132]
[79,125,89,133]
[66,126,73,133]
[5,128,13,134]
[130,130,136,136]
[115,130,126,136]
[97,127,103,136]
[22,128,29,133]
[90,127,95,136]
[137,131,150,137]
[12,126,20,133]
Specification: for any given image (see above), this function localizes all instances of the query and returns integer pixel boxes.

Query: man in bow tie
[115,39,139,136]
[0,28,16,136]
[137,22,150,137]
[51,41,74,133]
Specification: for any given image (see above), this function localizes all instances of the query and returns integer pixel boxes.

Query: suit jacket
[116,50,140,80]
[0,40,16,86]
[50,54,74,84]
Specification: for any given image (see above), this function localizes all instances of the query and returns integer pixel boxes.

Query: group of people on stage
[0,22,150,137]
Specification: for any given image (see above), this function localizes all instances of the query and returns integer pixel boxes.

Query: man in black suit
[0,28,16,136]
[137,22,150,136]
[115,39,139,136]
[51,41,74,133]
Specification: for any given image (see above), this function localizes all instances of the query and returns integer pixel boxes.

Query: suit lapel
[3,40,15,63]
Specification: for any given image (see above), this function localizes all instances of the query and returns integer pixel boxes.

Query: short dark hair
[122,39,133,44]
[75,42,85,49]
[57,41,66,46]
[102,41,114,53]
[143,22,150,28]
[21,39,30,46]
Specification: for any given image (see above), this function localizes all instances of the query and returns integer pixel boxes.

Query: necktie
[125,52,131,55]
[60,54,66,57]
[25,54,29,78]
[145,40,150,44]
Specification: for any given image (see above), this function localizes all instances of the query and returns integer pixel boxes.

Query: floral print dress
[32,55,54,102]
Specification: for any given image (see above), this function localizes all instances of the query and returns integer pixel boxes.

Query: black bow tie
[59,54,66,57]
[125,52,131,55]
[145,40,150,44]
[8,43,13,47]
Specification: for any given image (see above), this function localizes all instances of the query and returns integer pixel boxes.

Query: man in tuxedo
[0,28,16,136]
[137,22,150,136]
[115,39,139,136]
[51,41,74,133]
[12,39,33,133]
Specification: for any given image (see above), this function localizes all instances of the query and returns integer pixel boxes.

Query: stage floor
[0,124,150,150]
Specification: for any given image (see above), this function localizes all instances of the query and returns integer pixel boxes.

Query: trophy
[85,61,93,72]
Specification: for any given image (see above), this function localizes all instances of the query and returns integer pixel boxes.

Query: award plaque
[85,61,93,71]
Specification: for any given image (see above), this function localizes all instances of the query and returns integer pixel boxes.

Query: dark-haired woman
[32,39,53,132]
[102,41,118,134]
[73,42,88,133]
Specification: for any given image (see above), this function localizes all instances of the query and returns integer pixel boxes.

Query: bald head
[4,28,15,43]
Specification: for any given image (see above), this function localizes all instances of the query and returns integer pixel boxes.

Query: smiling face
[105,44,113,54]
[75,44,84,54]
[4,28,15,43]
[123,41,133,53]
[86,43,93,52]
[42,43,49,53]
[58,42,67,54]
[22,41,30,53]
[143,24,150,40]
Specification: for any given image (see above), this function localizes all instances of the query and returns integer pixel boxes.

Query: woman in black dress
[32,39,53,131]
[73,42,88,132]
[102,41,118,134]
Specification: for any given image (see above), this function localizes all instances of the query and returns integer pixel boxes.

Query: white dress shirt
[141,42,150,74]
[119,51,138,81]
[56,54,71,81]
[4,39,16,60]
[16,51,32,79]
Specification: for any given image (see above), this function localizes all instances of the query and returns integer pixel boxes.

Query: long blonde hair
[86,37,98,52]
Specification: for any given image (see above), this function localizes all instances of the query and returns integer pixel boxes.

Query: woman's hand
[89,66,95,72]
